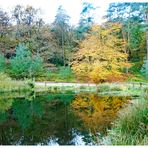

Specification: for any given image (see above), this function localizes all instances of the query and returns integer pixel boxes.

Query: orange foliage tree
[71,23,131,83]
[71,93,130,134]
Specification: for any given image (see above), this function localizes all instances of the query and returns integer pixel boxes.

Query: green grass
[127,61,148,82]
[126,73,148,83]
[0,73,30,92]
[96,83,148,97]
[36,66,77,82]
[108,96,148,145]
[35,81,148,95]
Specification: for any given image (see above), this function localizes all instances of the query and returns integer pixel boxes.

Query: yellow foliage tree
[71,23,131,83]
[71,93,130,134]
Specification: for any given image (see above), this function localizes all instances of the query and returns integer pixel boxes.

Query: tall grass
[0,73,30,92]
[108,95,148,145]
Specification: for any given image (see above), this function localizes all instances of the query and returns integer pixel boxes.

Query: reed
[108,96,148,145]
[0,73,30,92]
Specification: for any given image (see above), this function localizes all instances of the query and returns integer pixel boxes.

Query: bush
[108,97,148,145]
[129,61,143,74]
[141,59,148,79]
[58,66,74,80]
[9,44,44,79]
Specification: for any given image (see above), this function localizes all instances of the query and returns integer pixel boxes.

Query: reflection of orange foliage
[71,94,130,134]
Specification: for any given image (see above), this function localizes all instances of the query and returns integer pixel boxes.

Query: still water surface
[0,92,131,145]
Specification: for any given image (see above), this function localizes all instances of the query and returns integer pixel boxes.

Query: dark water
[0,92,131,145]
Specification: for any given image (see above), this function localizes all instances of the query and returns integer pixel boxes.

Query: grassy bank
[35,82,148,96]
[0,73,30,92]
[36,66,76,82]
[127,73,148,83]
[108,92,148,145]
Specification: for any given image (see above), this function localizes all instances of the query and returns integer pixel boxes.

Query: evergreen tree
[76,2,96,40]
[10,44,44,78]
[52,5,71,66]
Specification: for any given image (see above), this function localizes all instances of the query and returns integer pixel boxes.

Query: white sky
[0,0,147,25]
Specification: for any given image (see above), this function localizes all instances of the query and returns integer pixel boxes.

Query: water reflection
[71,94,130,134]
[0,92,130,145]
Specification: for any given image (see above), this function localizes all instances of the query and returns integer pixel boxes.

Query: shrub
[141,59,148,79]
[58,66,74,80]
[129,61,143,74]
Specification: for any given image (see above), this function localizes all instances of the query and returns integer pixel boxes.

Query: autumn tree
[11,5,58,64]
[0,8,16,53]
[71,23,130,83]
[12,5,45,52]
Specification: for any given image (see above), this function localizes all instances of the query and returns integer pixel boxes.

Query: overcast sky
[0,0,147,25]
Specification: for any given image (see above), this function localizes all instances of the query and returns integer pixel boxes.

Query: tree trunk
[146,13,148,77]
[126,5,131,74]
[122,25,129,74]
[62,30,65,66]
[146,13,148,60]
[146,29,148,77]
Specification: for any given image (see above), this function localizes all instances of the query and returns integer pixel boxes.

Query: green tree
[141,8,148,78]
[76,2,96,40]
[0,8,10,37]
[52,5,71,66]
[10,44,44,78]
[106,2,148,73]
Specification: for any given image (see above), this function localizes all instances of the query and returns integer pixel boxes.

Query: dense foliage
[9,44,44,78]
[0,2,148,146]
[0,54,6,72]
[0,2,148,81]
[71,23,130,83]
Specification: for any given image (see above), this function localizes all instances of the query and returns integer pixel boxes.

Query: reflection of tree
[0,99,13,112]
[71,94,130,134]
[12,98,45,129]
[0,112,8,125]
[0,94,78,145]
[0,93,131,145]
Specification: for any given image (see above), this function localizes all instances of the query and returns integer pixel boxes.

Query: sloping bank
[107,93,148,145]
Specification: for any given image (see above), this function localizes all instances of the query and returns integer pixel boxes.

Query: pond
[0,91,132,145]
